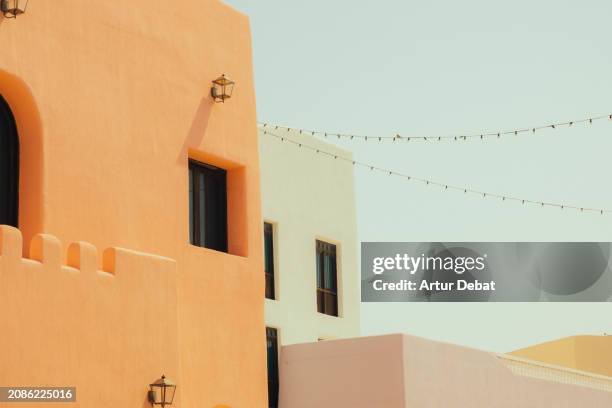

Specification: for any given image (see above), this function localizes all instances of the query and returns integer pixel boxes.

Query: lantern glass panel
[213,83,224,99]
[163,385,176,404]
[224,82,235,98]
[3,0,27,14]
[149,386,162,404]
[17,0,28,13]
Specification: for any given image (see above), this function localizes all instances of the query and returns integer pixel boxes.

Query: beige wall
[260,130,360,345]
[280,334,612,407]
[510,335,612,377]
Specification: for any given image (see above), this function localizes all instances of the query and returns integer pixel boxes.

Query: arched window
[0,95,19,227]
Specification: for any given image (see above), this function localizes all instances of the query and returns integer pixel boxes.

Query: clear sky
[224,0,612,352]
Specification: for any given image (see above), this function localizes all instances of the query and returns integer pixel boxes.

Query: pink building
[279,334,612,407]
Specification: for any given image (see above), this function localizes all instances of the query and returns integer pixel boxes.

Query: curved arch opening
[0,70,44,252]
[0,95,19,227]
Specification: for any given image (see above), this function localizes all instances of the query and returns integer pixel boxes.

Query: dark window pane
[266,327,279,408]
[324,292,338,316]
[329,255,337,291]
[324,254,333,289]
[264,223,275,300]
[316,252,322,288]
[188,169,194,244]
[198,172,206,245]
[0,95,19,228]
[264,223,274,273]
[265,274,274,300]
[204,170,227,251]
[188,160,227,252]
[317,290,324,313]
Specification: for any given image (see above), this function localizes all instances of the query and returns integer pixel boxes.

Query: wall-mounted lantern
[211,74,235,103]
[148,375,176,407]
[1,0,28,18]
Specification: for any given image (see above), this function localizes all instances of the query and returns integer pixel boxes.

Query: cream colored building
[259,125,360,345]
[259,127,361,406]
[259,128,361,344]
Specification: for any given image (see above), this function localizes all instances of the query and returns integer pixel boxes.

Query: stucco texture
[0,1,266,407]
[510,335,612,377]
[279,334,612,407]
[0,226,179,408]
[260,130,361,345]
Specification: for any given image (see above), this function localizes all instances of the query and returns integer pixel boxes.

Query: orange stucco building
[0,1,266,407]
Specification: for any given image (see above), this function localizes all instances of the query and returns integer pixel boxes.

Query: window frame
[315,239,339,317]
[264,222,276,300]
[188,159,228,252]
[266,327,280,408]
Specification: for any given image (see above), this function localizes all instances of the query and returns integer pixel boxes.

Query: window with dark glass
[316,240,338,316]
[189,160,227,252]
[266,327,279,408]
[0,95,19,228]
[264,222,275,299]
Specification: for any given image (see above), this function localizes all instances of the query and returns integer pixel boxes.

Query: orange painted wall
[0,1,266,407]
[0,226,179,408]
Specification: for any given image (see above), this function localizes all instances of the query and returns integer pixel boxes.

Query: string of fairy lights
[260,127,612,215]
[258,113,612,142]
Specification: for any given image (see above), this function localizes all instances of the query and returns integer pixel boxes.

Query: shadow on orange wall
[178,96,213,164]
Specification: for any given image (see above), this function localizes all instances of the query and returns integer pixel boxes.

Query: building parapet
[0,225,180,406]
[498,353,612,393]
[0,225,176,277]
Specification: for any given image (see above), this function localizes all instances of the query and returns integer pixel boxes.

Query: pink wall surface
[280,334,612,408]
[279,335,406,408]
[402,335,611,407]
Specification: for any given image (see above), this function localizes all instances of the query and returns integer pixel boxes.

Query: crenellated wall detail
[0,225,180,407]
[0,225,176,276]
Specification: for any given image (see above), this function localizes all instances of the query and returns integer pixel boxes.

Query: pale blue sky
[225,0,612,351]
